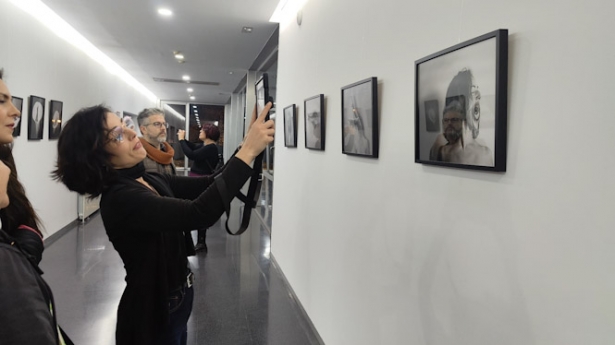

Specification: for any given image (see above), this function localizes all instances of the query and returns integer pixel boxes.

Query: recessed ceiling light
[241,26,253,33]
[187,88,193,92]
[192,105,197,108]
[190,96,195,100]
[229,71,234,75]
[174,53,184,60]
[158,8,173,16]
[182,75,190,81]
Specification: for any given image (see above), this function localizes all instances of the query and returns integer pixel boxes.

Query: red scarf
[139,138,175,165]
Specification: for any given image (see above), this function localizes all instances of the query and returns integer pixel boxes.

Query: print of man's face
[466,85,481,138]
[442,110,464,143]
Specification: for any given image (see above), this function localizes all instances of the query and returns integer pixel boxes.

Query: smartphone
[255,73,271,121]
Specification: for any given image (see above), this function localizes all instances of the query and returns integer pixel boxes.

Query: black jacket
[0,228,63,344]
[100,157,253,345]
[179,140,220,175]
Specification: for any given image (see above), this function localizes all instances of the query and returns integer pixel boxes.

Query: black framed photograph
[341,77,379,158]
[304,94,325,150]
[415,29,508,172]
[28,95,45,140]
[49,100,63,140]
[283,104,297,148]
[12,96,23,137]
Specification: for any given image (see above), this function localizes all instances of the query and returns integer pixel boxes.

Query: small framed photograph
[415,29,508,172]
[28,95,45,140]
[341,77,379,158]
[304,94,325,150]
[49,100,63,140]
[283,104,297,148]
[12,96,23,137]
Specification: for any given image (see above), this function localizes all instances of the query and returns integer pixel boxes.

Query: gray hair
[137,108,165,127]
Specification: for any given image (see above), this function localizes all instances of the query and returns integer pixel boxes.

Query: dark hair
[202,123,220,142]
[137,107,164,127]
[0,68,42,234]
[52,105,117,197]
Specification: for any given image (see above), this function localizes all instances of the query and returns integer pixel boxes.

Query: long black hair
[0,69,42,234]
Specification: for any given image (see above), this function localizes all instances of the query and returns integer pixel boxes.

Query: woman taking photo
[178,123,222,252]
[53,102,274,345]
[0,69,71,344]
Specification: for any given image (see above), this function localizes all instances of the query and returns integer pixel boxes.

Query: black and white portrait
[283,104,297,148]
[12,96,23,137]
[48,100,63,140]
[304,94,324,150]
[342,77,378,158]
[28,95,45,140]
[415,29,508,171]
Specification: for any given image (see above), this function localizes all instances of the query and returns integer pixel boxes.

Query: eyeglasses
[442,118,463,124]
[107,126,125,143]
[146,121,169,129]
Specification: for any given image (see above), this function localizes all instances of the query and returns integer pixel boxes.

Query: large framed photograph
[283,104,297,148]
[304,94,325,150]
[28,95,45,140]
[341,77,379,158]
[49,100,63,140]
[12,96,23,137]
[415,29,508,172]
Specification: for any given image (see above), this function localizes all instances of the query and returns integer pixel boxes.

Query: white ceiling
[41,0,280,104]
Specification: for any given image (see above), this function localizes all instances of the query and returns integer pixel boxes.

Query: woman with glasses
[53,103,274,345]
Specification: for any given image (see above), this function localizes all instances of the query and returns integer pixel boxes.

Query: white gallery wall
[271,0,615,344]
[0,1,156,237]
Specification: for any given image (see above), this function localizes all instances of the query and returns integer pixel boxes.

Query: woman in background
[0,68,71,344]
[177,123,222,252]
[53,102,273,345]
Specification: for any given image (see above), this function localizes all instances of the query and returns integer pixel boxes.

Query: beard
[156,133,167,144]
[444,126,461,143]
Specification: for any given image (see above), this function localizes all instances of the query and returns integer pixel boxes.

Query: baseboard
[270,254,325,345]
[43,210,100,248]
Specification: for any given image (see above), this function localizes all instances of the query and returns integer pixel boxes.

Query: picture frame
[283,104,297,148]
[415,29,508,172]
[11,96,23,137]
[304,94,325,150]
[341,77,379,158]
[48,100,63,140]
[28,95,45,140]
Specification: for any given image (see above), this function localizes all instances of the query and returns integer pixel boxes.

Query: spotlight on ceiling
[190,96,195,100]
[241,26,253,33]
[182,75,190,81]
[187,88,193,92]
[158,8,173,16]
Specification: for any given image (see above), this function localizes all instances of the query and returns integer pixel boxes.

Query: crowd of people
[0,67,274,345]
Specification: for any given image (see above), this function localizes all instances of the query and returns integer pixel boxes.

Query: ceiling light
[190,96,195,100]
[192,105,197,108]
[182,75,190,81]
[8,0,158,102]
[241,26,253,33]
[229,71,234,75]
[187,88,193,92]
[174,53,184,60]
[158,8,173,16]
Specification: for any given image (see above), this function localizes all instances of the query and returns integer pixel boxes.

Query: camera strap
[222,150,264,236]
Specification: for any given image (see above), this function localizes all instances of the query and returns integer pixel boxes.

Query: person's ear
[139,125,146,134]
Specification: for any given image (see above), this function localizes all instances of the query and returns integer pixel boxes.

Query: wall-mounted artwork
[284,104,297,148]
[48,100,63,140]
[28,95,45,140]
[304,94,325,150]
[12,96,23,137]
[341,77,379,158]
[415,29,508,172]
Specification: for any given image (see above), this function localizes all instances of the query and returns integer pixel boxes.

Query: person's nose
[125,127,138,141]
[9,102,20,118]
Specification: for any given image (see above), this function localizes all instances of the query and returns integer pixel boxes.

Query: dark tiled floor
[40,212,321,345]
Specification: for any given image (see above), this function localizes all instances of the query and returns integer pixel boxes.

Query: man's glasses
[442,118,463,124]
[146,121,169,129]
[107,126,125,143]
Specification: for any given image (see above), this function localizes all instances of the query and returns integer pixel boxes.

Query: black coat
[100,157,253,345]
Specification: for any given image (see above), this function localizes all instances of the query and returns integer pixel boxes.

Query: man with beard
[429,69,493,166]
[137,108,177,175]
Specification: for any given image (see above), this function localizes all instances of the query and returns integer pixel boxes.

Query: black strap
[224,150,264,236]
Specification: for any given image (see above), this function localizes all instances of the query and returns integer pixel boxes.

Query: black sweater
[100,157,253,345]
[179,140,219,175]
